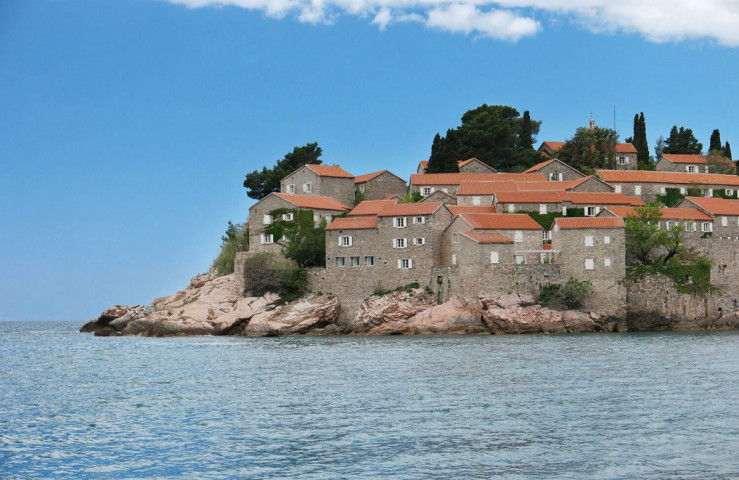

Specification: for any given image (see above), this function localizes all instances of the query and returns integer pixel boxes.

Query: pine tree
[663,126,702,155]
[709,129,722,152]
[427,131,459,173]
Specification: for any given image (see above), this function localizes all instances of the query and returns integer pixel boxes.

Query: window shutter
[408,259,413,268]
[349,236,353,246]
[338,237,342,246]
[397,259,402,269]
[558,173,563,181]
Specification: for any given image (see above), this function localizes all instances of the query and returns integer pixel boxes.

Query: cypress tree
[710,129,722,152]
[637,113,649,167]
[427,131,459,173]
[519,110,534,149]
[724,141,732,160]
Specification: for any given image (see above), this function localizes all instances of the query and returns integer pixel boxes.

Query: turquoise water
[1,322,738,479]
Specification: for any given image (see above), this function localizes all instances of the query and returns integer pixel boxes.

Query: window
[549,172,563,181]
[358,184,365,193]
[394,217,407,228]
[618,156,627,165]
[472,196,481,206]
[614,185,622,193]
[584,236,594,246]
[515,255,525,265]
[281,235,288,242]
[586,206,597,216]
[707,189,714,197]
[413,237,426,245]
[585,259,594,270]
[325,215,332,223]
[413,216,426,225]
[490,251,499,264]
[666,221,675,230]
[542,230,551,240]
[351,256,360,267]
[604,258,612,267]
[660,187,666,194]
[263,214,272,224]
[261,234,274,244]
[727,189,734,196]
[514,231,524,243]
[452,233,458,244]
[687,165,696,173]
[602,236,610,244]
[339,236,353,247]
[562,206,568,216]
[680,187,686,194]
[337,257,345,267]
[508,204,515,213]
[685,222,695,232]
[303,182,312,193]
[365,256,374,266]
[398,259,413,269]
[287,184,295,194]
[421,187,432,196]
[721,216,728,227]
[282,212,294,221]
[452,254,457,265]
[539,204,547,214]
[701,222,712,232]
[634,185,642,195]
[394,238,407,248]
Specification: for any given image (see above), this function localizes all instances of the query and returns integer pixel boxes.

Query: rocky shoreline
[81,272,739,337]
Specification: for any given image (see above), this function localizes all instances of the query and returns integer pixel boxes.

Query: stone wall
[280,167,355,205]
[359,172,407,201]
[535,161,585,182]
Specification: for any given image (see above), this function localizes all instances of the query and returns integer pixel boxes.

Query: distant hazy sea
[1,321,738,479]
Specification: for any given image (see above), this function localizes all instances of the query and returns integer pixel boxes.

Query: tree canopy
[263,209,327,267]
[426,105,541,173]
[626,112,651,169]
[625,204,685,266]
[556,125,619,174]
[243,143,323,200]
[662,126,703,155]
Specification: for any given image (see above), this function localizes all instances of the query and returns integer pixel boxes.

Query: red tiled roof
[378,202,444,217]
[273,193,351,211]
[349,199,399,216]
[555,217,625,229]
[615,143,637,153]
[493,191,564,203]
[382,194,401,200]
[596,170,739,186]
[523,159,556,173]
[603,206,712,221]
[354,170,387,184]
[305,164,354,178]
[325,216,378,230]
[459,213,543,230]
[411,172,546,186]
[682,196,739,216]
[460,230,513,244]
[540,141,566,152]
[447,205,497,217]
[660,154,733,165]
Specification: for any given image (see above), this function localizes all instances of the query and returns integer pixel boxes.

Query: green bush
[538,279,594,309]
[212,221,249,276]
[243,252,306,297]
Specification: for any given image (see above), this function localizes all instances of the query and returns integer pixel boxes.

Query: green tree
[709,129,722,152]
[663,126,703,155]
[212,221,249,275]
[427,104,542,173]
[625,203,664,265]
[654,136,666,159]
[724,141,733,161]
[634,112,650,169]
[263,209,327,267]
[242,252,306,297]
[243,143,323,200]
[556,125,619,174]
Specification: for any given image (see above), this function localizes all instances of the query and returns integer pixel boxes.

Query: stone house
[538,142,637,170]
[348,199,399,216]
[279,164,355,205]
[410,172,546,197]
[441,213,544,265]
[416,157,497,174]
[354,170,407,201]
[675,197,739,238]
[596,170,739,203]
[455,176,615,206]
[655,154,735,174]
[491,191,643,216]
[550,217,626,309]
[248,193,351,254]
[598,206,713,241]
[523,158,586,182]
[419,190,457,205]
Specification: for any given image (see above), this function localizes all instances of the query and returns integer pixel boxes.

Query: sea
[1,321,737,479]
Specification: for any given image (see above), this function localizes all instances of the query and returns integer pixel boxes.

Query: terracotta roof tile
[411,172,546,186]
[493,191,564,203]
[459,213,543,230]
[304,164,354,178]
[682,196,739,216]
[603,206,712,221]
[354,170,387,183]
[273,193,351,211]
[523,159,556,173]
[348,199,399,216]
[660,154,732,165]
[615,143,637,153]
[447,205,497,217]
[460,230,513,244]
[596,169,739,187]
[325,216,378,230]
[378,202,445,217]
[540,141,566,151]
[555,217,625,229]
[563,192,644,206]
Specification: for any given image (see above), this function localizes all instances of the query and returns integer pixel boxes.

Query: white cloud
[162,0,739,46]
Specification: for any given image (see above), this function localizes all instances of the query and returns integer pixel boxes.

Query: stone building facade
[279,164,355,205]
[596,170,739,203]
[523,158,586,182]
[655,154,735,174]
[411,172,546,197]
[354,170,407,201]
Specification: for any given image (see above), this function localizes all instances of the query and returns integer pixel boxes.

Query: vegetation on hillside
[556,126,620,174]
[538,278,595,309]
[243,252,306,297]
[212,221,249,275]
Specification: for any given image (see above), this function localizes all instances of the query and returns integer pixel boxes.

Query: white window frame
[618,156,626,165]
[365,256,375,266]
[337,257,345,267]
[413,237,426,246]
[351,256,360,267]
[451,254,457,265]
[394,217,407,228]
[666,221,675,230]
[490,251,499,264]
[721,216,728,227]
[421,187,432,196]
[263,214,272,224]
[687,165,696,173]
[680,187,687,194]
[604,235,611,244]
[413,216,426,225]
[514,231,524,243]
[604,258,612,267]
[452,233,458,244]
[586,206,597,216]
[584,236,594,247]
[539,204,547,214]
[358,183,365,193]
[515,255,525,265]
[261,234,274,245]
[660,187,666,194]
[508,204,515,213]
[282,212,294,221]
[585,258,595,270]
[701,222,712,233]
[634,185,642,195]
[287,184,295,194]
[398,258,413,269]
[339,236,353,247]
[303,182,312,193]
[472,196,481,206]
[614,185,622,193]
[394,238,407,248]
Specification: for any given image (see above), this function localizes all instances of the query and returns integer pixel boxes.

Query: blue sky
[2,0,738,320]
